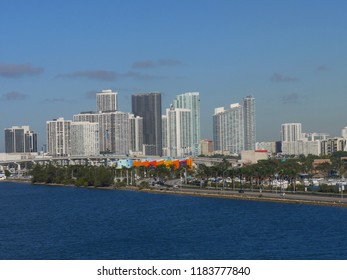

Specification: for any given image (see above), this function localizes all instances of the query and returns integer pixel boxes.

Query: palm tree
[315,162,332,179]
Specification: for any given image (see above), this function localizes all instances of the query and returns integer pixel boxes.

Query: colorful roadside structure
[113,157,193,170]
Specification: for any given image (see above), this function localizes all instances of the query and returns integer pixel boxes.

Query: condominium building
[165,106,192,158]
[46,118,71,156]
[129,114,143,155]
[213,103,244,155]
[132,92,162,156]
[70,122,99,156]
[281,123,302,142]
[73,111,99,123]
[173,92,201,156]
[162,115,168,156]
[98,111,130,155]
[96,89,118,112]
[321,137,347,156]
[243,96,256,150]
[4,126,37,153]
[281,123,302,155]
[280,123,330,156]
[281,140,321,156]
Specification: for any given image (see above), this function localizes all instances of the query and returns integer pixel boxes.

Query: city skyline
[1,1,347,151]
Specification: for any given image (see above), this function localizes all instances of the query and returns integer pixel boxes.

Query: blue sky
[1,0,347,152]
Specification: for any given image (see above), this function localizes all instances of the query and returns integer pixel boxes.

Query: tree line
[28,151,347,190]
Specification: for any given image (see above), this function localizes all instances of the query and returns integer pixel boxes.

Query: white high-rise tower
[213,103,244,155]
[166,106,192,158]
[96,89,118,112]
[173,92,200,156]
[281,123,302,142]
[243,96,256,150]
[46,117,71,156]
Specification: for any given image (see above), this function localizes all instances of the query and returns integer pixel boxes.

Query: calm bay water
[1,182,347,260]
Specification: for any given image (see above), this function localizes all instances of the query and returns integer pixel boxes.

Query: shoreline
[119,186,347,208]
[2,179,347,208]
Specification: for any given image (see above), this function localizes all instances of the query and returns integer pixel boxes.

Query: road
[158,180,347,207]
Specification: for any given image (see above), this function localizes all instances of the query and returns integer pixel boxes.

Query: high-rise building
[97,111,130,155]
[166,106,192,157]
[74,111,130,155]
[131,92,162,156]
[73,111,99,123]
[96,89,117,112]
[129,114,143,155]
[173,92,201,156]
[213,103,244,155]
[4,126,37,153]
[70,122,99,156]
[46,118,71,156]
[281,123,302,155]
[74,88,134,156]
[243,96,256,150]
[162,115,168,156]
[281,123,302,142]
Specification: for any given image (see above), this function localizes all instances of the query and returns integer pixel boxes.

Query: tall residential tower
[243,96,256,150]
[132,92,162,156]
[173,92,201,156]
[96,89,118,112]
[165,106,192,158]
[46,118,71,156]
[213,103,244,155]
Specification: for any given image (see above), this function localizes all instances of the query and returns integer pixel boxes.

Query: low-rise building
[241,150,268,164]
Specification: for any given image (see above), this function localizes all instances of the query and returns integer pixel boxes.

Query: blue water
[1,182,347,260]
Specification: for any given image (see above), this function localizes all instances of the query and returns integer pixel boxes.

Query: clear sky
[1,0,347,152]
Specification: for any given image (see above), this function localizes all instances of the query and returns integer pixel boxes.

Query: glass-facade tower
[173,92,200,156]
[131,92,162,156]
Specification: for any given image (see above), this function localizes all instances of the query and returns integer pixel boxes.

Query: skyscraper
[132,92,162,156]
[98,111,130,155]
[243,96,256,150]
[281,123,302,142]
[46,118,71,156]
[213,104,244,155]
[162,114,168,156]
[281,123,303,155]
[70,122,99,156]
[4,126,37,153]
[173,92,201,156]
[129,114,143,154]
[96,89,117,112]
[166,106,192,157]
